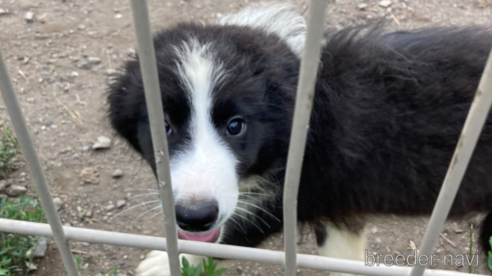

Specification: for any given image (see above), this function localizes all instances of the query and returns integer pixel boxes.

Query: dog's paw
[135,251,171,276]
[135,250,206,276]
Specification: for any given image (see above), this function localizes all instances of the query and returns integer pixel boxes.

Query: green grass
[181,256,226,276]
[67,256,120,276]
[99,267,120,276]
[0,196,45,276]
[488,236,492,271]
[468,224,474,273]
[0,126,20,178]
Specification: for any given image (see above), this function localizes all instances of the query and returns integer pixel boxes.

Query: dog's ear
[107,59,146,153]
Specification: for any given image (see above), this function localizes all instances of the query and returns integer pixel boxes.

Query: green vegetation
[468,224,474,273]
[0,126,20,178]
[488,236,492,271]
[99,267,120,276]
[67,256,120,276]
[0,196,45,276]
[181,256,226,276]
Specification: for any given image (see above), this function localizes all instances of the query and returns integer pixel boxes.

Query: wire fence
[0,0,492,276]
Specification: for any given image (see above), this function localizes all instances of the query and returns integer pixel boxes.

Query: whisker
[233,212,264,234]
[238,194,264,203]
[124,188,159,192]
[149,209,164,219]
[129,192,160,200]
[132,205,162,222]
[228,217,247,234]
[237,200,281,222]
[113,200,161,219]
[235,206,271,228]
[239,192,272,197]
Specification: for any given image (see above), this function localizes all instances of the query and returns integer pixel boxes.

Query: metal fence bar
[1,219,489,276]
[410,49,492,276]
[0,52,80,276]
[128,0,181,275]
[282,1,328,275]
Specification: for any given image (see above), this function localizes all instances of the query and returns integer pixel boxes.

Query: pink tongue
[178,228,220,242]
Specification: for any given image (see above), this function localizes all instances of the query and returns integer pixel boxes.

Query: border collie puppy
[107,3,492,276]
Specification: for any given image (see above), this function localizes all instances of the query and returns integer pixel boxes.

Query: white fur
[135,251,206,276]
[217,2,307,57]
[318,223,367,276]
[172,38,239,232]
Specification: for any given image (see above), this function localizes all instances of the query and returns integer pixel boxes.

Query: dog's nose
[175,200,219,232]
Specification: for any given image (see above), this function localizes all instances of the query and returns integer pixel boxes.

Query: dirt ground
[0,0,491,275]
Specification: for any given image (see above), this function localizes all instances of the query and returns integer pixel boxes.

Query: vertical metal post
[282,1,328,276]
[0,52,80,276]
[128,1,181,275]
[410,49,492,276]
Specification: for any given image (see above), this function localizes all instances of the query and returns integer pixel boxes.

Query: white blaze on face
[171,38,239,223]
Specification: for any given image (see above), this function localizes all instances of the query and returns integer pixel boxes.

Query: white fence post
[128,0,181,275]
[282,1,328,275]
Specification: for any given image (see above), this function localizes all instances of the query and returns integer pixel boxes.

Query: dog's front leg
[315,222,367,276]
[135,251,207,276]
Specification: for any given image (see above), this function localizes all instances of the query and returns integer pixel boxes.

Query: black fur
[108,21,492,255]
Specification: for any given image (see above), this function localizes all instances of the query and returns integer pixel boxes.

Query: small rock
[77,206,87,219]
[128,48,137,58]
[53,197,63,210]
[378,0,392,8]
[82,146,90,152]
[45,119,53,126]
[0,9,9,16]
[451,222,464,233]
[371,226,378,234]
[92,136,111,150]
[85,206,93,218]
[112,169,123,178]
[357,3,368,10]
[114,13,122,19]
[62,82,70,92]
[116,199,126,209]
[106,204,115,211]
[80,167,99,184]
[0,180,7,193]
[70,71,79,77]
[7,185,27,197]
[105,69,120,76]
[77,24,86,30]
[107,78,118,86]
[87,56,101,64]
[22,56,30,64]
[25,11,34,23]
[34,33,49,39]
[33,237,48,258]
[78,62,92,70]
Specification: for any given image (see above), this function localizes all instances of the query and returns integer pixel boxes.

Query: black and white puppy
[107,3,492,276]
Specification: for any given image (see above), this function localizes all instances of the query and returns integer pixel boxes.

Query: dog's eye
[226,118,245,136]
[165,121,172,135]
